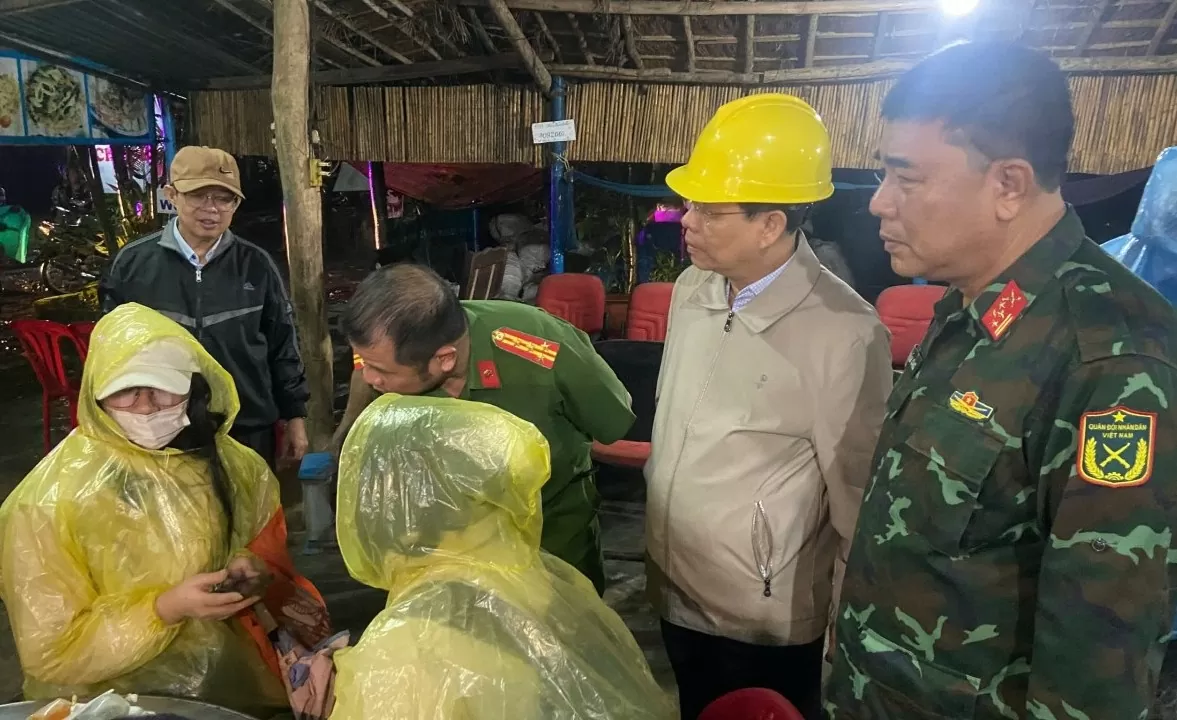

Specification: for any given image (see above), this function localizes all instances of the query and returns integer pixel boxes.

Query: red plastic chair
[699,689,805,720]
[68,321,97,360]
[875,284,947,368]
[8,319,87,454]
[536,273,606,336]
[626,282,674,341]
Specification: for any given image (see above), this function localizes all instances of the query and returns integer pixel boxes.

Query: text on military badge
[1076,406,1156,487]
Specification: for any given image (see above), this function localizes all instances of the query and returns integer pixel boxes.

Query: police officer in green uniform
[336,263,635,594]
[825,43,1177,719]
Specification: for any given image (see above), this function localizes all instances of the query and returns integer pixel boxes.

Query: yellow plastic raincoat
[0,303,289,712]
[331,394,674,720]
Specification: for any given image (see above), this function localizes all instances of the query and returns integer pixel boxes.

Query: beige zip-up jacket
[645,235,892,646]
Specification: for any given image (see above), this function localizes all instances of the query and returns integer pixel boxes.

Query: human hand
[155,570,259,626]
[219,555,272,598]
[282,418,309,463]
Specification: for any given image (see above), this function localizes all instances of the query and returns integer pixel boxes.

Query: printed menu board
[0,50,152,145]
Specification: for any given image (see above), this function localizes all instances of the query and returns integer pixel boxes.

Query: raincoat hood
[332,394,674,720]
[1102,147,1177,303]
[80,303,240,451]
[1130,146,1177,252]
[337,393,551,588]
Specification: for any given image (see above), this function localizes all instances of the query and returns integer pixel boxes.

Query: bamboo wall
[190,74,1177,174]
[191,84,545,164]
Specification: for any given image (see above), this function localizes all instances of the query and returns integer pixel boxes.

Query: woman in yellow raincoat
[331,393,675,720]
[0,303,328,715]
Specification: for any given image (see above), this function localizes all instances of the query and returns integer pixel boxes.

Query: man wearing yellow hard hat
[645,94,893,719]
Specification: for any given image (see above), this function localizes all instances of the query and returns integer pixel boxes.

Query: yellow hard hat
[666,93,835,205]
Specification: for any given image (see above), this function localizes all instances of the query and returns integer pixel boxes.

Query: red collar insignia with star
[981,280,1028,341]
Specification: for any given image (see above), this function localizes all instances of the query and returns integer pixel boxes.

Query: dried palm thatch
[6,0,1177,89]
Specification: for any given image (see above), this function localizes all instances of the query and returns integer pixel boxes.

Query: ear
[759,210,790,250]
[434,345,459,374]
[991,159,1036,222]
[163,185,179,203]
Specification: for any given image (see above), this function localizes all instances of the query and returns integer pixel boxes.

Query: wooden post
[272,0,334,453]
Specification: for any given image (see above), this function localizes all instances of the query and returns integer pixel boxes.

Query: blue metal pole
[548,76,566,274]
[161,97,178,178]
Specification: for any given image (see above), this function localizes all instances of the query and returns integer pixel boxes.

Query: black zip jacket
[99,219,309,429]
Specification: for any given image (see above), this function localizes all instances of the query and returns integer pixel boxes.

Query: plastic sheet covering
[332,394,675,720]
[1102,147,1177,304]
[0,303,287,711]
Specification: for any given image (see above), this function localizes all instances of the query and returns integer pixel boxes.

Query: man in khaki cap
[99,146,310,468]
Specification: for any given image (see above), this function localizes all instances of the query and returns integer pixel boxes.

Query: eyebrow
[876,152,914,169]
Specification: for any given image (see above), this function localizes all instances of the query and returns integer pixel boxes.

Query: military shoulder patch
[1077,406,1156,487]
[949,390,994,421]
[491,327,560,369]
[981,280,1028,341]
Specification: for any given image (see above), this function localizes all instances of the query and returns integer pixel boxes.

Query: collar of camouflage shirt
[935,206,1085,343]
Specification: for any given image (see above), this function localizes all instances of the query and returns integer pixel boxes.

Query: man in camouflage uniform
[825,42,1177,719]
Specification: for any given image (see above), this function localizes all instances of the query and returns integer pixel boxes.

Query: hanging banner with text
[0,50,152,146]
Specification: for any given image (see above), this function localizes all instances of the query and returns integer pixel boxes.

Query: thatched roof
[2,0,1177,90]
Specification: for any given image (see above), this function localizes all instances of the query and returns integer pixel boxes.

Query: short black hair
[740,203,811,233]
[342,263,468,369]
[881,41,1074,191]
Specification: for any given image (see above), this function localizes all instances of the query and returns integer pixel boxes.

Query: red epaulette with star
[981,280,1028,341]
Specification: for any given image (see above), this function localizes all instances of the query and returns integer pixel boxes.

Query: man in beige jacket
[646,94,893,720]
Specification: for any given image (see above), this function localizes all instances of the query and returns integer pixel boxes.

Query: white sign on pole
[531,119,577,144]
[95,145,119,194]
[157,189,177,215]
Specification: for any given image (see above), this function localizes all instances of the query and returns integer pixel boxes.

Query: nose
[681,206,702,232]
[868,181,894,220]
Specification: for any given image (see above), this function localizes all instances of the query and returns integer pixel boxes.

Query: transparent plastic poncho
[0,303,287,711]
[1102,146,1177,304]
[332,394,674,720]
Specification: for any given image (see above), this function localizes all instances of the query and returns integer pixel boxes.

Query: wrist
[154,589,182,626]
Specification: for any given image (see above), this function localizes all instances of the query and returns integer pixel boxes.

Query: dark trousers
[661,619,823,720]
[229,424,277,471]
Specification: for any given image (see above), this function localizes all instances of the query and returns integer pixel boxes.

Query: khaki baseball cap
[170,146,245,199]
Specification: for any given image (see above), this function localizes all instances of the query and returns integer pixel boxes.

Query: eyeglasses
[180,190,240,212]
[103,387,187,410]
[683,200,747,222]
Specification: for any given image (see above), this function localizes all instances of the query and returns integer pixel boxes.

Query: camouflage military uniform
[825,209,1177,720]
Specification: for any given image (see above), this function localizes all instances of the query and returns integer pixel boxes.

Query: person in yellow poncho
[0,303,329,716]
[331,394,675,720]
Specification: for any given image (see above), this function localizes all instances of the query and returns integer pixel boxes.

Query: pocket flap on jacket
[904,403,1005,487]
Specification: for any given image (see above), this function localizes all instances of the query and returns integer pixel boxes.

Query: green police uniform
[825,209,1177,719]
[445,300,634,593]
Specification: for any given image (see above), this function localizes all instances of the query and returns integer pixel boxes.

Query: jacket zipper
[661,309,735,581]
[752,500,774,598]
[195,267,204,340]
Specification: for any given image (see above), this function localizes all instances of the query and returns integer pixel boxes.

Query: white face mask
[107,401,191,450]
